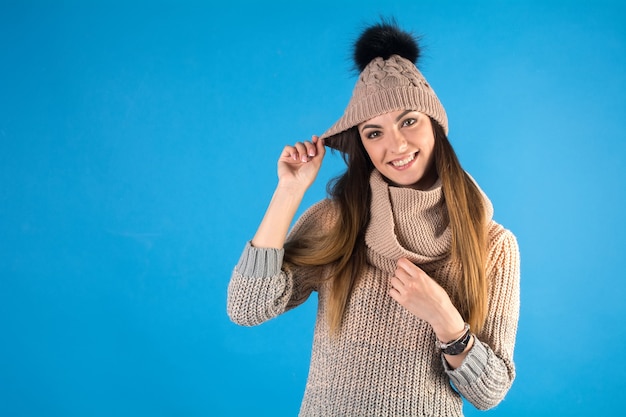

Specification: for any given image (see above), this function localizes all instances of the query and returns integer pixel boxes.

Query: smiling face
[358,110,437,190]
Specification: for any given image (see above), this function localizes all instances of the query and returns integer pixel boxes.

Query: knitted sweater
[227,171,520,416]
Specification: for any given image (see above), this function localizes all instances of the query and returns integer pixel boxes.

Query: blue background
[1,0,625,416]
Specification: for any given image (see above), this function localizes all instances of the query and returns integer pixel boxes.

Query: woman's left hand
[390,257,466,342]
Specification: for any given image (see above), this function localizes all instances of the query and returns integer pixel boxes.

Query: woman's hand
[277,135,325,193]
[390,258,466,343]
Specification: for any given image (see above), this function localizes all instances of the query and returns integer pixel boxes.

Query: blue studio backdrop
[1,0,625,416]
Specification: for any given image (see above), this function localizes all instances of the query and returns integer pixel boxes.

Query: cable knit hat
[320,21,448,151]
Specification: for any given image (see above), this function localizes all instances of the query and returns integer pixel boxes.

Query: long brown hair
[284,119,488,334]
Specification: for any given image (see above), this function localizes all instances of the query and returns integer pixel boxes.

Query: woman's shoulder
[486,220,520,273]
[487,219,517,242]
[302,197,339,216]
[288,198,340,238]
[298,198,339,223]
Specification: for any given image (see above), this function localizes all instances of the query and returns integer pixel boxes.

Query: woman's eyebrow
[360,123,381,132]
[360,110,415,132]
[395,110,414,122]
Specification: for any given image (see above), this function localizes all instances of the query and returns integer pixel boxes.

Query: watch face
[443,342,466,355]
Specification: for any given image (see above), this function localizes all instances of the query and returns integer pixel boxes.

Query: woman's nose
[388,130,408,153]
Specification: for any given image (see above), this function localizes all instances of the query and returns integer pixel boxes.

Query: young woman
[227,20,520,416]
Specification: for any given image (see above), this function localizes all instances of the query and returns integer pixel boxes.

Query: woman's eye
[402,118,416,127]
[366,131,381,139]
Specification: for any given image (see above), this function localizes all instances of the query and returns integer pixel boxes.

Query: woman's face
[358,110,437,190]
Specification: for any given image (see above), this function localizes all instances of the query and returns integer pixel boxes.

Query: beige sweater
[227,171,520,416]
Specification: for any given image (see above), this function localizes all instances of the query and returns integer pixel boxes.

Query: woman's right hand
[277,135,326,192]
[251,135,325,249]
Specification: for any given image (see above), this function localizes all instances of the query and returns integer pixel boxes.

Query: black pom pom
[353,19,420,72]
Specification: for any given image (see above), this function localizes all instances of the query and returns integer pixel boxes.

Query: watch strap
[436,323,472,356]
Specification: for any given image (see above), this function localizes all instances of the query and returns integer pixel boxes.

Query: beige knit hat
[320,22,448,151]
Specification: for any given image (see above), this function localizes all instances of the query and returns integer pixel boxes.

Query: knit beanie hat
[320,21,448,151]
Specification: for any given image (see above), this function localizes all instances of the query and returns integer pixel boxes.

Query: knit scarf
[365,170,493,275]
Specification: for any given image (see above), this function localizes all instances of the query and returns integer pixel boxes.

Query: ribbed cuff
[443,337,490,387]
[235,241,285,278]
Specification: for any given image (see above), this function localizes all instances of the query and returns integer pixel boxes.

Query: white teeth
[391,153,416,167]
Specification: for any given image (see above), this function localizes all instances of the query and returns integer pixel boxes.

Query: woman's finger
[281,145,300,161]
[303,141,317,158]
[389,276,403,290]
[294,141,314,162]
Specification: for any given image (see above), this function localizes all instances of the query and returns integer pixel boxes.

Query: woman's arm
[389,228,520,409]
[226,136,326,326]
[442,229,521,410]
[252,136,325,249]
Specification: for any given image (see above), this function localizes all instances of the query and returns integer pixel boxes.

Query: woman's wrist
[276,180,309,197]
[430,304,466,343]
[436,323,472,355]
[433,322,467,345]
[251,183,306,249]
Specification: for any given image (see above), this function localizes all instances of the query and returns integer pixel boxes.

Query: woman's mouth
[389,152,418,169]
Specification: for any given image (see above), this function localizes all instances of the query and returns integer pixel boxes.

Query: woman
[227,19,520,416]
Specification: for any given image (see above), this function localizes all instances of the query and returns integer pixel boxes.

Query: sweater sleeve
[226,242,294,326]
[442,227,521,410]
[226,199,336,326]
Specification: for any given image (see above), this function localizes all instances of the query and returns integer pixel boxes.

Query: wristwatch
[436,323,473,355]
